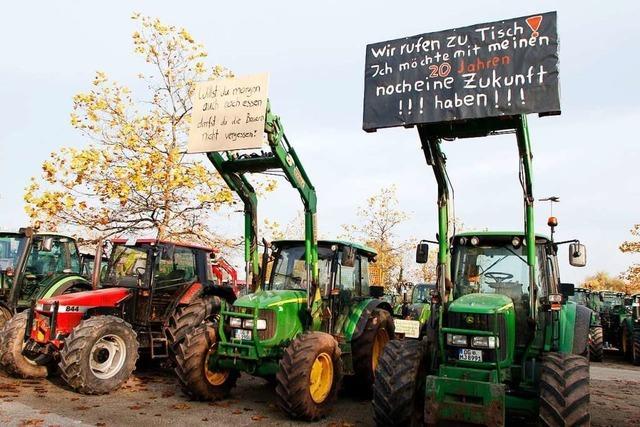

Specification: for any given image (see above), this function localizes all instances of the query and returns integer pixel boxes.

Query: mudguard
[35,273,91,300]
[345,299,393,342]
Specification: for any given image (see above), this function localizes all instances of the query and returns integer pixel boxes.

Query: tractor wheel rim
[309,352,333,403]
[89,334,127,380]
[371,328,389,372]
[204,346,229,386]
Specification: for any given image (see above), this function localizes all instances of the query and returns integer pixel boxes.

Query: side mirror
[40,237,54,252]
[416,241,429,264]
[342,246,356,268]
[560,283,575,297]
[569,243,586,267]
[369,285,384,298]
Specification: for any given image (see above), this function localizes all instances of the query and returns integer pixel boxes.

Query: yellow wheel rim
[204,346,229,386]
[309,352,333,403]
[371,328,389,372]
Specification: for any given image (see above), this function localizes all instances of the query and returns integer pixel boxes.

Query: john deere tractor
[174,104,394,421]
[569,287,603,362]
[593,290,630,356]
[629,293,640,365]
[5,238,235,393]
[393,283,435,339]
[371,116,591,426]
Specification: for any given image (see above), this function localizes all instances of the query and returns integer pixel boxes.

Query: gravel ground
[0,351,637,426]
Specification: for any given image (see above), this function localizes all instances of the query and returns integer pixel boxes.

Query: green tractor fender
[558,301,591,354]
[35,273,92,300]
[342,299,393,342]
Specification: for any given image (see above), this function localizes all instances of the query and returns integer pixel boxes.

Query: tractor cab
[0,229,86,312]
[411,283,435,304]
[569,287,590,306]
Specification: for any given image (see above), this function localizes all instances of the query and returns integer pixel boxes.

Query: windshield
[270,245,333,291]
[412,284,434,303]
[601,293,623,307]
[103,245,148,287]
[0,235,26,271]
[569,291,589,305]
[454,244,544,302]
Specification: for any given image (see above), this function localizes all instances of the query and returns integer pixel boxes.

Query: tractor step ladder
[149,332,169,359]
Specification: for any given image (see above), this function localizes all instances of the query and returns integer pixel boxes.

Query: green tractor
[371,116,591,426]
[593,290,631,356]
[0,228,91,327]
[569,287,603,362]
[393,283,435,339]
[174,105,395,420]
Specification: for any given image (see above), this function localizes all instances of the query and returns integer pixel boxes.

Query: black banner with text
[363,12,560,131]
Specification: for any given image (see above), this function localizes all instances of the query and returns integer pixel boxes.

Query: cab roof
[110,238,218,253]
[273,239,377,257]
[455,231,551,241]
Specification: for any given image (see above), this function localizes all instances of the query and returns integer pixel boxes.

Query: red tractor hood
[39,287,131,308]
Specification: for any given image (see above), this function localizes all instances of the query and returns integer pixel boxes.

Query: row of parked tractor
[570,287,640,364]
[0,110,594,427]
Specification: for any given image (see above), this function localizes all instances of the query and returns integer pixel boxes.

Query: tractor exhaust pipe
[92,240,103,290]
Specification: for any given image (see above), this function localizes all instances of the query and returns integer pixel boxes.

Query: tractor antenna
[539,196,560,242]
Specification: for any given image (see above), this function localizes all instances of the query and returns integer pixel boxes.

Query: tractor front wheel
[350,308,394,397]
[58,316,138,394]
[276,332,343,421]
[539,352,590,427]
[588,325,603,362]
[372,339,428,427]
[173,323,238,400]
[0,311,49,378]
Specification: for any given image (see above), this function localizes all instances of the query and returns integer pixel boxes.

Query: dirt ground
[0,351,638,427]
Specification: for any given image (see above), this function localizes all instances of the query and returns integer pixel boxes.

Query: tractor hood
[233,289,306,310]
[37,287,131,308]
[448,293,514,314]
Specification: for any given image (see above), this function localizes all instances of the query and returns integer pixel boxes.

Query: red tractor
[13,238,236,394]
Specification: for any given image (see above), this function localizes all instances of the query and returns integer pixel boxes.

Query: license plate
[234,329,252,340]
[459,348,482,362]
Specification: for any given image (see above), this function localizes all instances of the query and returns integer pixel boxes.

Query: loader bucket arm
[206,101,318,309]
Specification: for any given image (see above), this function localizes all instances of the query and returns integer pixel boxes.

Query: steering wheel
[485,272,513,283]
[135,266,146,277]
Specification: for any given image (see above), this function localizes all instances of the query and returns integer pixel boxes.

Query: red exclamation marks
[526,15,542,38]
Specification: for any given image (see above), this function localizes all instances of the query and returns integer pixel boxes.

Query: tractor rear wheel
[371,339,428,427]
[588,325,603,362]
[173,322,238,400]
[166,297,214,353]
[633,327,640,366]
[539,352,590,427]
[58,315,138,394]
[0,311,49,378]
[276,332,343,421]
[350,308,394,397]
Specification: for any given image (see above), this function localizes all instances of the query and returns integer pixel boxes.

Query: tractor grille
[227,306,277,340]
[445,312,507,362]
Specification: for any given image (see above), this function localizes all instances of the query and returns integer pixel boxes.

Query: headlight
[229,317,242,328]
[471,336,499,349]
[243,319,267,330]
[446,334,468,346]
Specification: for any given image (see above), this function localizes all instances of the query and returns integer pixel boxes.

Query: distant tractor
[6,239,235,394]
[393,283,434,339]
[569,287,603,362]
[174,106,394,420]
[593,290,630,356]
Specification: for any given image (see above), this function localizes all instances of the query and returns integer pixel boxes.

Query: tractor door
[147,245,198,323]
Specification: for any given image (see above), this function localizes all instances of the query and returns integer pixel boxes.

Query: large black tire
[350,308,394,397]
[0,311,48,378]
[166,297,213,350]
[633,326,640,366]
[58,316,138,395]
[173,323,238,400]
[276,332,343,421]
[588,325,603,362]
[372,339,427,427]
[539,353,590,427]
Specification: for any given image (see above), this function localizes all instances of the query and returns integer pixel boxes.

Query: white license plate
[234,329,252,340]
[459,348,482,362]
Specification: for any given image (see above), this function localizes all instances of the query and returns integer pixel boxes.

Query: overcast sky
[0,1,638,284]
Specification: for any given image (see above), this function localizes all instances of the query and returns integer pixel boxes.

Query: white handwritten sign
[187,73,269,153]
